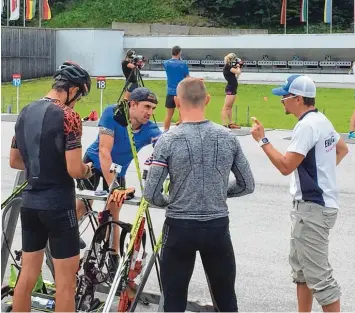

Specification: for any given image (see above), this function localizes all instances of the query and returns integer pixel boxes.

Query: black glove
[113,100,129,127]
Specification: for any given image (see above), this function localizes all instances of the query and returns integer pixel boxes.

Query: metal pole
[284,0,287,34]
[306,0,309,34]
[6,0,9,26]
[246,105,250,126]
[330,0,332,34]
[23,0,26,27]
[39,0,42,28]
[16,86,20,114]
[100,89,103,117]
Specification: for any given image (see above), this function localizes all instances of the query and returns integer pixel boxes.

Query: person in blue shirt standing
[163,45,190,131]
[75,87,162,274]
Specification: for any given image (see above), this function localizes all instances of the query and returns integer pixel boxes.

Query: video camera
[126,49,146,69]
[132,54,146,69]
[231,57,244,68]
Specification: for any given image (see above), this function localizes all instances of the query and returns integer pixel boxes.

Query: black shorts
[20,207,79,259]
[165,95,176,109]
[77,154,126,191]
[127,82,138,92]
[225,84,238,96]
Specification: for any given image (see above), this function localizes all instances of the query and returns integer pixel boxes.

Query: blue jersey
[163,58,189,96]
[86,105,162,177]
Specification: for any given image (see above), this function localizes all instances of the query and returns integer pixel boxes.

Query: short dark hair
[172,46,181,56]
[303,97,315,106]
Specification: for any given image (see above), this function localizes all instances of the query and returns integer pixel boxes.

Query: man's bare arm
[99,128,115,186]
[65,148,91,178]
[335,138,348,165]
[9,136,25,170]
[261,144,305,176]
[9,148,25,170]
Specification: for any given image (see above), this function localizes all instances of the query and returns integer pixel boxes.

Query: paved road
[1,121,354,312]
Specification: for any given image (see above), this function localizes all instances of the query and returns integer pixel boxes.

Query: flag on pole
[280,0,286,24]
[300,0,308,22]
[324,0,332,23]
[26,0,36,19]
[42,0,51,20]
[10,0,20,20]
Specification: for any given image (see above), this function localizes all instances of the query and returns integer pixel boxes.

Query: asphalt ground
[1,119,354,312]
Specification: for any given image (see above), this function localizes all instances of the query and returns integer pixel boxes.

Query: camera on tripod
[231,58,244,68]
[126,49,146,69]
[132,55,146,69]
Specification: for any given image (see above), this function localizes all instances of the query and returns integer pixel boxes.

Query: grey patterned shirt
[143,120,255,221]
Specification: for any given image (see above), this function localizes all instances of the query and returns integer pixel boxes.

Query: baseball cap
[272,75,316,98]
[129,87,158,104]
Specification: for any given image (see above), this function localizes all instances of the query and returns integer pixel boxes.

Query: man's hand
[108,187,136,207]
[82,162,93,179]
[250,117,265,142]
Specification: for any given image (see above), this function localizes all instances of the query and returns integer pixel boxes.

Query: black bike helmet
[53,61,91,105]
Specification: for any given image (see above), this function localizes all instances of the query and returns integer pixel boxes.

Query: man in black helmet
[122,49,139,100]
[9,61,93,312]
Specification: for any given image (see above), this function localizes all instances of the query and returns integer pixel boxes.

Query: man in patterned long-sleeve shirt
[9,62,93,312]
[143,77,255,312]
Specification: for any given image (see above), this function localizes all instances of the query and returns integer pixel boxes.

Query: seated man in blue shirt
[163,45,190,131]
[76,87,162,272]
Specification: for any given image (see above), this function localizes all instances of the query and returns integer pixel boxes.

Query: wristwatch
[258,137,270,147]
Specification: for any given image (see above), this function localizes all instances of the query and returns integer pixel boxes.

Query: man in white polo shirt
[250,74,349,312]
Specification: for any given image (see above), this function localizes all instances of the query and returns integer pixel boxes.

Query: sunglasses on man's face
[281,94,298,102]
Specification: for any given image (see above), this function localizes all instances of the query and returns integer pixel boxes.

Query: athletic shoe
[227,123,241,129]
[348,131,355,139]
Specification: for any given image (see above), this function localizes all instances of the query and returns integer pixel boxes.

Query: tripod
[118,66,144,102]
[118,64,157,124]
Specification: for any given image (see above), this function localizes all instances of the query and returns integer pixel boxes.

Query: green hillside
[2,0,353,33]
[43,0,208,28]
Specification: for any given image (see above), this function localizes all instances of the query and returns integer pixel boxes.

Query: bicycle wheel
[75,220,120,312]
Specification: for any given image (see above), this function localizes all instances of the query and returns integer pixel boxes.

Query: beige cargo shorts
[289,200,341,306]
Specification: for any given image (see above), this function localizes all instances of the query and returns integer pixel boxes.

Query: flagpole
[329,0,332,34]
[23,0,26,27]
[284,0,287,34]
[306,0,309,34]
[39,0,42,27]
[6,0,9,25]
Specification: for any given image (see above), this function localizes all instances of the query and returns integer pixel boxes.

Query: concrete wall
[56,29,125,76]
[112,22,268,36]
[124,33,355,50]
[141,70,355,85]
[124,48,355,62]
